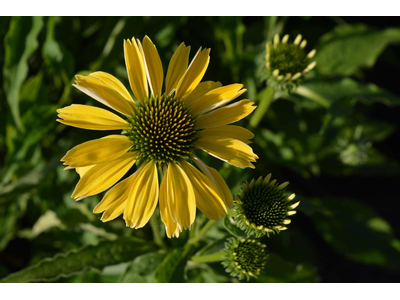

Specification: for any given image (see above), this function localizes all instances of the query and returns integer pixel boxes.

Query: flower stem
[295,85,330,108]
[188,220,216,245]
[249,86,275,128]
[191,251,225,263]
[150,214,167,250]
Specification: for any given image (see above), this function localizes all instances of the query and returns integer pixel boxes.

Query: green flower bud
[222,237,268,280]
[232,174,299,237]
[266,33,316,92]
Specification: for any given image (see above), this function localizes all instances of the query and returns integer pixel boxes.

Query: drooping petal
[71,152,136,199]
[93,172,138,222]
[159,170,180,238]
[166,161,196,230]
[124,38,148,103]
[195,100,256,129]
[191,154,233,208]
[206,166,234,208]
[190,84,246,117]
[142,36,163,97]
[57,104,129,131]
[199,125,254,144]
[61,135,133,168]
[195,136,258,169]
[124,161,159,229]
[175,48,210,100]
[180,160,227,220]
[73,72,135,115]
[165,42,191,95]
[182,81,222,106]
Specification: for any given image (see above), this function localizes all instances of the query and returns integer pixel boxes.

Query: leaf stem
[191,251,225,263]
[295,85,330,108]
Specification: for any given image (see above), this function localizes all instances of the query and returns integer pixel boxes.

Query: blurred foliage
[1,16,400,283]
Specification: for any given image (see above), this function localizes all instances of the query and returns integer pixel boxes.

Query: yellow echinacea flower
[57,36,258,238]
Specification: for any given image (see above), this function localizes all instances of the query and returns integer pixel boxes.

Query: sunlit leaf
[0,238,155,283]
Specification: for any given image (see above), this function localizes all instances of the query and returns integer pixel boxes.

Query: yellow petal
[61,135,133,168]
[57,104,129,131]
[73,72,135,115]
[190,154,233,208]
[180,160,227,220]
[124,161,159,229]
[207,167,233,208]
[190,84,246,117]
[195,100,256,129]
[159,170,180,238]
[165,42,191,95]
[76,165,95,178]
[124,38,148,103]
[175,48,210,99]
[182,81,222,106]
[166,161,196,230]
[93,172,137,222]
[199,125,254,144]
[142,36,163,97]
[71,152,136,199]
[195,136,258,169]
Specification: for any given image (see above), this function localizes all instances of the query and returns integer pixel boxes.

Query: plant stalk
[249,86,275,128]
[191,251,225,263]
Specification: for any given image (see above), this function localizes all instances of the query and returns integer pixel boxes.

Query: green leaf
[0,203,19,251]
[300,78,400,109]
[119,252,166,283]
[299,197,400,269]
[155,244,194,283]
[0,157,59,204]
[3,16,44,131]
[315,24,400,76]
[257,254,319,283]
[0,238,155,283]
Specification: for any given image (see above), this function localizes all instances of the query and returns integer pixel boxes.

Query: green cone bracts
[266,33,316,92]
[232,174,299,237]
[222,237,268,280]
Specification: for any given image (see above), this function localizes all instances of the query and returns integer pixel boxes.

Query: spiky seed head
[265,33,316,92]
[126,94,197,164]
[222,237,268,281]
[231,174,299,237]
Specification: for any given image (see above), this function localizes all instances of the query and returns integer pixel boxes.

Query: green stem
[46,16,56,40]
[191,251,225,263]
[295,85,330,108]
[188,220,216,245]
[249,86,275,128]
[150,213,167,250]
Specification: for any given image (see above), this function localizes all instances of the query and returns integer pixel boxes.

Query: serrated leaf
[0,238,155,283]
[3,16,44,131]
[119,252,166,283]
[315,24,400,76]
